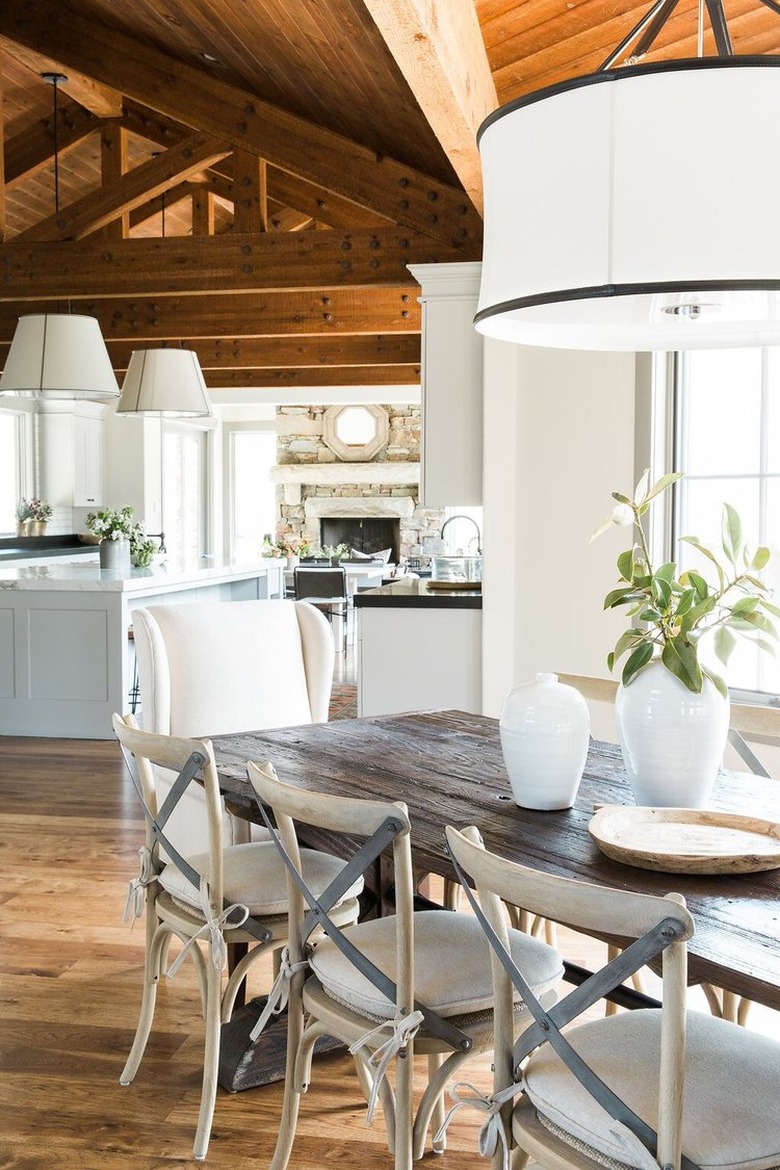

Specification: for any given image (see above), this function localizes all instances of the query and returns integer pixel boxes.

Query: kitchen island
[0,559,284,738]
[353,578,482,717]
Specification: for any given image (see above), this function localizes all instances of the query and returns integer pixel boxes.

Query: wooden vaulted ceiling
[0,0,778,392]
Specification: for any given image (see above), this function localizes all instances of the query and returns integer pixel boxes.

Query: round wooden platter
[589,804,780,874]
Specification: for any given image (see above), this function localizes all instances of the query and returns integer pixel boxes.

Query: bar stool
[128,626,140,714]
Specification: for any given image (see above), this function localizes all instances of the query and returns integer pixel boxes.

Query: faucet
[440,515,482,555]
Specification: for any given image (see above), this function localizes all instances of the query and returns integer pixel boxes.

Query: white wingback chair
[132,599,335,851]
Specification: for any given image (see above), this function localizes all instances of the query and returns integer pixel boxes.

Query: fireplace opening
[320,517,401,562]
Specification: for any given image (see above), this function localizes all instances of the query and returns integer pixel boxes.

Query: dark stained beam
[0,227,465,298]
[200,365,420,388]
[104,333,421,370]
[0,288,421,342]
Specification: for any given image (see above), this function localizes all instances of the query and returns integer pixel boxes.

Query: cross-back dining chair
[245,759,564,1170]
[445,823,780,1170]
[292,565,349,652]
[113,714,362,1161]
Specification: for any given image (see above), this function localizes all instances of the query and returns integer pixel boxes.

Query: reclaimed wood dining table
[212,708,780,1013]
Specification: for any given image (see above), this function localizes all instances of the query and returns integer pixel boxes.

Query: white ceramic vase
[615,659,730,808]
[99,537,131,573]
[499,673,591,810]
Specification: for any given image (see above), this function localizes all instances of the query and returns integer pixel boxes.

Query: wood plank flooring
[0,733,498,1168]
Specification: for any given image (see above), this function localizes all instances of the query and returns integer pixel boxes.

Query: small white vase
[99,538,131,574]
[615,659,730,808]
[500,673,591,810]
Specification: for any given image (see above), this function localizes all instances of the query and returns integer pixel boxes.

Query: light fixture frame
[116,348,214,418]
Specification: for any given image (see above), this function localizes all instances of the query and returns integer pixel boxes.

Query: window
[671,348,780,698]
[226,427,276,562]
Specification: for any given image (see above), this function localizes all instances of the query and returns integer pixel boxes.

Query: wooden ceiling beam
[119,100,393,229]
[16,132,231,241]
[4,96,101,185]
[0,226,464,298]
[0,35,122,116]
[0,288,420,342]
[104,333,421,371]
[362,0,497,215]
[0,3,482,248]
[199,365,421,389]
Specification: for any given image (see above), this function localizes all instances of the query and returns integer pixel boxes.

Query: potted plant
[25,497,53,536]
[276,534,313,568]
[86,506,136,572]
[591,469,779,805]
[322,542,349,566]
[15,498,33,537]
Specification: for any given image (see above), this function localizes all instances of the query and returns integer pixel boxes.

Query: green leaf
[644,471,684,503]
[674,588,697,618]
[654,561,677,583]
[638,607,662,623]
[713,625,736,666]
[651,575,672,607]
[621,641,654,686]
[606,651,615,672]
[588,516,617,544]
[750,637,777,658]
[616,549,634,581]
[759,598,780,619]
[730,596,760,616]
[611,629,650,665]
[603,586,640,610]
[632,469,650,505]
[750,546,771,571]
[611,491,632,506]
[661,637,703,693]
[702,667,729,700]
[736,611,778,637]
[678,569,709,601]
[721,503,743,566]
[680,536,726,590]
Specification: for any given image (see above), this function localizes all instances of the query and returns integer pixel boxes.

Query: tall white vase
[615,659,730,808]
[499,673,591,810]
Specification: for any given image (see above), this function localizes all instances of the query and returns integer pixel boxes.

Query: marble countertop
[353,578,483,608]
[0,557,283,592]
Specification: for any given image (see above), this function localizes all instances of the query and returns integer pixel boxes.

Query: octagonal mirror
[323,404,388,461]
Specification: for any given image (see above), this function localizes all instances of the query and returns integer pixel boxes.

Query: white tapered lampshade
[0,313,120,398]
[117,349,213,417]
[475,60,780,351]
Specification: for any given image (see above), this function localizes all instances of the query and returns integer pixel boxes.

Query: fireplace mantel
[271,462,420,486]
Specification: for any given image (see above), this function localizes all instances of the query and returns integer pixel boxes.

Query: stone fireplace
[271,405,444,561]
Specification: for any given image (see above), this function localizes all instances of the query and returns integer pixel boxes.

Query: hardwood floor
[0,733,492,1168]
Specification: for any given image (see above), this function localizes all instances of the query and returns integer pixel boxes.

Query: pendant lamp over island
[474,0,780,351]
[116,349,214,418]
[0,312,120,400]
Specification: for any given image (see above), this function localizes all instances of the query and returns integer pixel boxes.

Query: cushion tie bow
[349,1010,424,1124]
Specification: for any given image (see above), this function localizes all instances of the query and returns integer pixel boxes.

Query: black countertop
[0,534,98,561]
[353,578,482,609]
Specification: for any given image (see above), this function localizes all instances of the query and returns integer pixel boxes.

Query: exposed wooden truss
[1,0,778,390]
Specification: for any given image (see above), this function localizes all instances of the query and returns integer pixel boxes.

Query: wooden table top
[212,708,780,1011]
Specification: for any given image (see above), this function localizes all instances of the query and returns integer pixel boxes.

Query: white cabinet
[38,402,106,509]
[73,414,104,506]
[408,261,483,507]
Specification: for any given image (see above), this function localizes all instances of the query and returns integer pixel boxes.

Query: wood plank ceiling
[0,0,777,392]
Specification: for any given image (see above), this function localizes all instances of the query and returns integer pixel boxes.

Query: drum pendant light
[475,1,780,351]
[0,74,119,399]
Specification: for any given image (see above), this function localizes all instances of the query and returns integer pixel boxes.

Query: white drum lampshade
[0,313,120,398]
[475,60,780,351]
[117,348,213,417]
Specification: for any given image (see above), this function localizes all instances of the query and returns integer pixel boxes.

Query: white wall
[482,341,638,735]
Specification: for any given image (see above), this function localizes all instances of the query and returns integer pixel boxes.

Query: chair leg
[394,1047,414,1170]
[120,921,167,1085]
[269,968,307,1170]
[193,962,223,1160]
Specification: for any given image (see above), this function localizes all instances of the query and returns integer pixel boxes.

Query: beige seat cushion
[520,1008,780,1170]
[309,909,563,1019]
[159,841,363,917]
